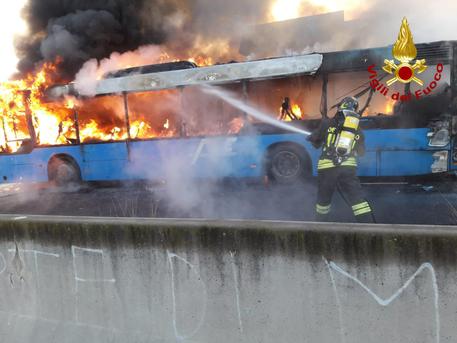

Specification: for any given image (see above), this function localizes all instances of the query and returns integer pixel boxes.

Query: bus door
[187,136,253,178]
[127,136,248,180]
[75,94,131,181]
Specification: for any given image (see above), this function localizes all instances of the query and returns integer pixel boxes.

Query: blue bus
[2,41,456,186]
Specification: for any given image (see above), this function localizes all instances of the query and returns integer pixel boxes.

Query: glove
[307,135,321,149]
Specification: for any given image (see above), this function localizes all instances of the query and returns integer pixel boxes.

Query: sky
[0,0,27,81]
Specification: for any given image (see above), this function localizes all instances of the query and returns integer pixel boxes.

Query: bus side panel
[255,133,377,177]
[8,143,131,183]
[8,146,84,183]
[188,136,260,178]
[357,152,377,176]
[4,126,440,184]
[256,128,437,178]
[81,143,129,181]
[364,128,431,150]
[195,134,318,179]
[255,134,320,176]
[128,139,209,180]
[226,135,266,178]
[0,155,17,183]
[378,151,435,176]
[128,137,264,180]
[364,128,437,177]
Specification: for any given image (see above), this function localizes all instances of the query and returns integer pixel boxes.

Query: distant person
[279,97,299,121]
[307,96,375,223]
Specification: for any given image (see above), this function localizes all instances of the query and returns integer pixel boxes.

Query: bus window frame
[0,90,37,155]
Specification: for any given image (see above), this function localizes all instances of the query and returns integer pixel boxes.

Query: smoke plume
[16,0,183,77]
[240,0,457,58]
[16,0,272,79]
[17,0,457,80]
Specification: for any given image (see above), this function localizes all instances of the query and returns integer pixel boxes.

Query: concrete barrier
[0,215,455,342]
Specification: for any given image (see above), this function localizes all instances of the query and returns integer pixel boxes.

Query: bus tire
[266,144,310,185]
[48,156,81,187]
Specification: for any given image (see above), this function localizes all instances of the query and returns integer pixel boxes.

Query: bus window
[248,75,323,120]
[326,71,403,117]
[0,111,32,153]
[327,66,451,120]
[77,95,127,143]
[32,100,78,146]
[182,84,245,137]
[127,90,180,139]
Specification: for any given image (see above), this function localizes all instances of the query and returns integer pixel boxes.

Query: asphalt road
[0,176,456,225]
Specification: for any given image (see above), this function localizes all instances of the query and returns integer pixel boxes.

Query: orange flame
[384,99,396,114]
[0,46,223,153]
[282,103,304,121]
[291,104,303,119]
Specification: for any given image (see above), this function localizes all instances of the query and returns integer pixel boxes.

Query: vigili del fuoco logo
[368,17,444,102]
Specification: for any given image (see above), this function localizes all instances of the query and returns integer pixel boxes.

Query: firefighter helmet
[338,97,359,112]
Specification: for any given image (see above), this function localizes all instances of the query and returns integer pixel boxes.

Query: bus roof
[320,40,454,73]
[92,54,323,95]
[47,40,456,99]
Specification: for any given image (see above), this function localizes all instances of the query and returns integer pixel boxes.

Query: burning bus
[0,40,455,185]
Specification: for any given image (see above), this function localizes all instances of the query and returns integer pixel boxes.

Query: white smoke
[361,0,457,45]
[74,45,165,96]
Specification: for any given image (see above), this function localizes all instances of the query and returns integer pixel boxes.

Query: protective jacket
[308,111,365,170]
[309,111,374,223]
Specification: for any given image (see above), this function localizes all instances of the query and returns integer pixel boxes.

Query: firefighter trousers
[315,166,375,223]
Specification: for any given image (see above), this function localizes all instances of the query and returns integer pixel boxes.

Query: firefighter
[307,96,375,223]
[279,97,299,121]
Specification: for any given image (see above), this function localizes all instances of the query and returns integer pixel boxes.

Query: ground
[0,176,456,225]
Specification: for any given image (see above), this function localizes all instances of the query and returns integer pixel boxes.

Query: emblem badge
[382,17,427,86]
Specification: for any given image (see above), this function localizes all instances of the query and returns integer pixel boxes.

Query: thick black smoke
[19,0,456,80]
[16,0,184,77]
[16,0,272,78]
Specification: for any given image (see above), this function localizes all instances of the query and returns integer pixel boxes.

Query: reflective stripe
[341,157,357,167]
[318,157,357,169]
[352,202,370,211]
[354,207,372,216]
[318,159,335,170]
[352,202,372,216]
[317,209,330,214]
[317,204,331,210]
[318,163,335,168]
[327,133,334,147]
[318,164,335,170]
[316,204,331,214]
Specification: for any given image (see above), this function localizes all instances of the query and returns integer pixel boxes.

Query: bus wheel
[48,157,81,187]
[267,144,310,185]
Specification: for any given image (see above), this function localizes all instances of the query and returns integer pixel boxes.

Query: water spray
[201,85,311,136]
